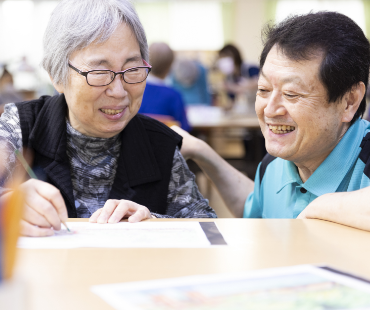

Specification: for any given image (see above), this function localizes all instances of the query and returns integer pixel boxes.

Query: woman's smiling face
[256,45,350,168]
[54,23,147,138]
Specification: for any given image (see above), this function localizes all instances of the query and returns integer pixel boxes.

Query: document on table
[17,222,226,249]
[91,265,370,310]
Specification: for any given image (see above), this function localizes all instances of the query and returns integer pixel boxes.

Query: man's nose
[264,91,286,118]
[106,74,128,98]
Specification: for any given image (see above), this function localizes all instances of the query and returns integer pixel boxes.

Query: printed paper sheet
[17,222,212,249]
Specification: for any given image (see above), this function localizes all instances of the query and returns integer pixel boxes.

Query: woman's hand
[12,179,68,237]
[89,199,153,224]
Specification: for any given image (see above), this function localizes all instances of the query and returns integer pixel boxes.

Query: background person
[217,44,259,104]
[171,58,211,106]
[172,12,370,231]
[139,42,190,131]
[0,0,216,237]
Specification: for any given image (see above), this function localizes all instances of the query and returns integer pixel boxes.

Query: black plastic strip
[199,222,227,245]
[319,266,370,284]
[259,153,277,185]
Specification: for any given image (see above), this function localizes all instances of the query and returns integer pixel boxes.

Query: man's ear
[49,75,64,94]
[341,82,366,123]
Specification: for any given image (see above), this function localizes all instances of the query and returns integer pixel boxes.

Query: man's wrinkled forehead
[260,46,323,86]
[260,70,305,85]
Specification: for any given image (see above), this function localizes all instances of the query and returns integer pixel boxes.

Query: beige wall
[233,0,268,65]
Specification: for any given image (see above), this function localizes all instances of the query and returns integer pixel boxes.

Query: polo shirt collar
[277,119,364,195]
[277,160,302,193]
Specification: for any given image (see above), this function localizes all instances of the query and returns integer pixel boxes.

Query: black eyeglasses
[68,60,152,86]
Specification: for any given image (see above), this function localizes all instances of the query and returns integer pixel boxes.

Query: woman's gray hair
[42,0,148,86]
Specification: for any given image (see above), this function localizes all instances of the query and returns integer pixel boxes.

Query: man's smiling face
[256,45,349,167]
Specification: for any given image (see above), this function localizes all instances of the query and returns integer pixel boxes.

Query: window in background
[169,1,224,50]
[134,2,171,45]
[275,0,366,35]
[136,1,224,51]
[0,1,34,63]
[0,1,58,68]
[0,0,58,93]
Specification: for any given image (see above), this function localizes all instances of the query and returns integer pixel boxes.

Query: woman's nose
[106,74,128,98]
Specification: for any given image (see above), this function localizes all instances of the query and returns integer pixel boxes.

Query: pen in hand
[14,149,71,232]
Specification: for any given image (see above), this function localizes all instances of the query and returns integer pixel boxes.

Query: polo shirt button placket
[300,187,307,193]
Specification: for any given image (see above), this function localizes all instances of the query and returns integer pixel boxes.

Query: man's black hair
[260,12,370,125]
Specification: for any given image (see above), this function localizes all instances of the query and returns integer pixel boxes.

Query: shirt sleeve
[151,147,217,219]
[243,162,263,218]
[0,103,23,193]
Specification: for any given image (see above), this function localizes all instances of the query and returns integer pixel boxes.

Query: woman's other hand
[89,199,152,224]
[14,179,68,237]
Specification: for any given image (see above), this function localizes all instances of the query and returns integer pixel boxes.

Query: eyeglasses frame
[68,59,152,87]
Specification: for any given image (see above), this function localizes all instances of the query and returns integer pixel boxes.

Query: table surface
[14,218,370,310]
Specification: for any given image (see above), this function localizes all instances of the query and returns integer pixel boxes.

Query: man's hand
[297,189,370,231]
[89,199,152,224]
[171,125,254,218]
[13,179,68,237]
[170,125,202,160]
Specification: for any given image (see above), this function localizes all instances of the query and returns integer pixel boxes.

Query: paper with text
[17,222,211,249]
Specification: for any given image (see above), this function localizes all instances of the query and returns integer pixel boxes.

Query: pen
[14,149,71,232]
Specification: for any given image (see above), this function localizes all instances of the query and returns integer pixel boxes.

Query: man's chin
[265,145,292,160]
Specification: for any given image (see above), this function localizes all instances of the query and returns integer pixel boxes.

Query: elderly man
[173,12,370,231]
[0,0,216,237]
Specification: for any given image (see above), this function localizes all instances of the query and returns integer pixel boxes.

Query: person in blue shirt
[139,42,190,131]
[171,59,211,106]
[172,12,370,231]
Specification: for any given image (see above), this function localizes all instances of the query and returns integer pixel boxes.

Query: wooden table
[14,218,370,310]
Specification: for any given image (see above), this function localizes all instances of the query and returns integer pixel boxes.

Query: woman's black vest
[15,95,182,217]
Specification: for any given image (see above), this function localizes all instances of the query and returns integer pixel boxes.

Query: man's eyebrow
[281,76,304,84]
[260,69,303,84]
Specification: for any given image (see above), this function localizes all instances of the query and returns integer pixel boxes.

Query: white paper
[17,222,211,249]
[91,265,370,310]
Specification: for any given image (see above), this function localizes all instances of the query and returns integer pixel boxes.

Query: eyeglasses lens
[87,71,113,86]
[87,68,149,86]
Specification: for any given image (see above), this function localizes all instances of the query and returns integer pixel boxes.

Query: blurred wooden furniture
[189,115,261,158]
[15,218,370,310]
[141,113,180,128]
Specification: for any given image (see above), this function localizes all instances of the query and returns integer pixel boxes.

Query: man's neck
[295,123,350,183]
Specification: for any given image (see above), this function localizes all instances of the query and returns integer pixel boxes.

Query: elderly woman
[0,0,216,237]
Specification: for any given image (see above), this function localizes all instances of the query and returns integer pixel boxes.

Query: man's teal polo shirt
[244,119,370,218]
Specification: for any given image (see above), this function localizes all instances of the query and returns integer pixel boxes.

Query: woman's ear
[49,75,64,93]
[341,82,366,123]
